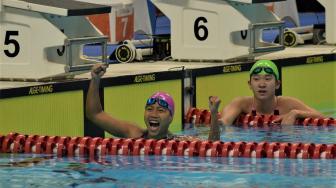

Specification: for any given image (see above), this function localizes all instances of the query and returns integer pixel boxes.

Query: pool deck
[0,44,335,90]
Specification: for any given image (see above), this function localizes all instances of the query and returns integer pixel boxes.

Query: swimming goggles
[251,67,277,78]
[146,98,170,109]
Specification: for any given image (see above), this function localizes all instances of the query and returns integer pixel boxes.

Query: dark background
[296,0,324,12]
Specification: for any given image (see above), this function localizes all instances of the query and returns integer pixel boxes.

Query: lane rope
[1,132,335,160]
[185,108,336,127]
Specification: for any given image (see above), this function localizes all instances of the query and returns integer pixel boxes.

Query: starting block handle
[65,36,108,72]
[249,21,285,53]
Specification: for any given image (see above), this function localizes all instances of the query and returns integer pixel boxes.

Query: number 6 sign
[151,0,284,61]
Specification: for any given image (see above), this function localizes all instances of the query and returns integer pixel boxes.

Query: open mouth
[258,90,267,95]
[149,120,160,131]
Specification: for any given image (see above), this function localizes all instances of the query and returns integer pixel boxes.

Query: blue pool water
[0,125,335,188]
[185,125,336,144]
[0,154,335,188]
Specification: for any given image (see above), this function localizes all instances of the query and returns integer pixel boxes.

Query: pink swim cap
[146,92,175,116]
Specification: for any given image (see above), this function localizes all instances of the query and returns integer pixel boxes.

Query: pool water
[185,125,336,144]
[0,154,335,188]
[0,125,335,188]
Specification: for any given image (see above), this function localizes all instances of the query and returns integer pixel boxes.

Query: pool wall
[0,54,335,137]
[196,55,336,117]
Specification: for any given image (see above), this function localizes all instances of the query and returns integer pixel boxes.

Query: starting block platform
[1,44,334,90]
[0,0,111,80]
[2,0,111,16]
[227,0,285,3]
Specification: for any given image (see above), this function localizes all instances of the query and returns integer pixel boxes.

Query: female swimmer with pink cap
[86,63,177,139]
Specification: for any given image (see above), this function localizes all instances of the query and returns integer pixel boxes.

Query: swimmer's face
[249,74,280,100]
[144,102,173,139]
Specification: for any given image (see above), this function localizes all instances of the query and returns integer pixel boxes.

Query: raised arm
[208,96,221,141]
[85,63,144,138]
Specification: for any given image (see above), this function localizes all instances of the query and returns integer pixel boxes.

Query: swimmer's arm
[89,111,144,138]
[290,98,326,119]
[274,97,326,125]
[208,96,221,141]
[86,64,143,138]
[208,110,220,141]
[290,109,326,120]
[220,97,245,126]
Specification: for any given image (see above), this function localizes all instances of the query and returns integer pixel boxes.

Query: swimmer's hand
[91,63,108,79]
[272,110,297,125]
[208,96,221,114]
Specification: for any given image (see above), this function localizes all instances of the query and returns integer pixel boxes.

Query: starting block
[281,25,326,47]
[0,0,111,81]
[317,0,336,44]
[78,0,134,44]
[151,0,285,61]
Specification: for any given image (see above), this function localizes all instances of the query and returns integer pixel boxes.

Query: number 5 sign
[1,24,30,64]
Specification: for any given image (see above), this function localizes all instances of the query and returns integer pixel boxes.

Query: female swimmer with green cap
[208,59,325,134]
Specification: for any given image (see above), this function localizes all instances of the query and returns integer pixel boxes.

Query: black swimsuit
[251,109,279,116]
[251,97,280,116]
[140,131,174,139]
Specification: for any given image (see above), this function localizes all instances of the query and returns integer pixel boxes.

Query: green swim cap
[249,60,279,80]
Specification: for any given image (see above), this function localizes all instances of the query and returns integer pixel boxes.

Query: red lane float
[101,138,113,156]
[67,137,81,157]
[134,138,145,155]
[0,133,335,159]
[35,135,49,154]
[267,142,280,158]
[199,141,212,157]
[46,136,60,154]
[24,135,39,153]
[12,134,26,153]
[184,108,336,126]
[56,136,70,157]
